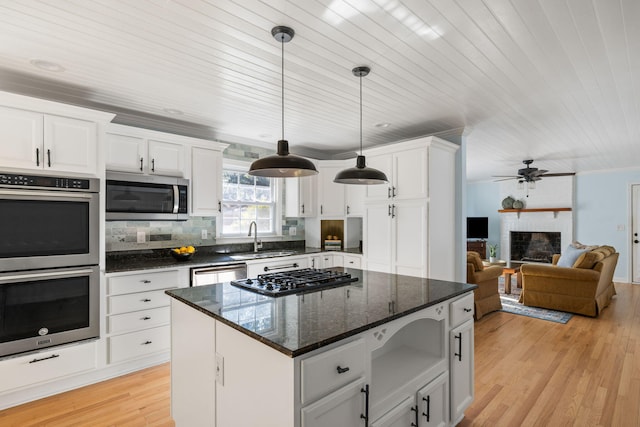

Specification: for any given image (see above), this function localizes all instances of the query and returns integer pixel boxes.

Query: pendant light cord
[281,35,285,141]
[359,73,363,155]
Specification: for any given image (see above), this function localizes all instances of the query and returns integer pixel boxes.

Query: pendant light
[249,26,318,178]
[334,66,388,185]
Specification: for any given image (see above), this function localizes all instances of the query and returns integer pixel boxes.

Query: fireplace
[510,231,561,263]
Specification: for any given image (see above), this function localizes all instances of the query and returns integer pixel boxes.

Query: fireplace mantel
[498,208,572,213]
[499,207,571,218]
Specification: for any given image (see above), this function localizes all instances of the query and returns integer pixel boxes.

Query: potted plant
[488,244,498,263]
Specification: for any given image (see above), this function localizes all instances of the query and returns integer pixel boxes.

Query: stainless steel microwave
[106,172,189,221]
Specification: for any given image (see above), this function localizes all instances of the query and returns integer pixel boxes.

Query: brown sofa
[519,245,618,317]
[466,251,503,320]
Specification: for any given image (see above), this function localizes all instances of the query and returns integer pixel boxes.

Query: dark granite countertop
[166,268,476,358]
[105,244,362,273]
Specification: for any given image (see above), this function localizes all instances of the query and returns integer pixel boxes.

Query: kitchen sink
[229,250,298,261]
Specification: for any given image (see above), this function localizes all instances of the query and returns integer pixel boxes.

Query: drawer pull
[463,308,472,313]
[336,365,350,374]
[141,316,151,320]
[141,280,151,284]
[142,341,153,345]
[29,354,59,364]
[142,298,152,302]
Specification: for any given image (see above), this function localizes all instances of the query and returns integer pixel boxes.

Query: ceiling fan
[493,159,575,183]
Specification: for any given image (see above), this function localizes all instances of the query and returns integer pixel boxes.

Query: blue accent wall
[575,169,640,281]
[466,181,501,250]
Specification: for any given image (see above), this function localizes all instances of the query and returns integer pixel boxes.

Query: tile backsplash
[105,216,305,252]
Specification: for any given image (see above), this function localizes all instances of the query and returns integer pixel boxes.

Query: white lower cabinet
[449,293,475,426]
[301,378,366,427]
[371,372,448,427]
[0,342,97,393]
[105,268,186,365]
[371,396,414,427]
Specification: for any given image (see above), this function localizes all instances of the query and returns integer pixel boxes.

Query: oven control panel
[0,173,96,191]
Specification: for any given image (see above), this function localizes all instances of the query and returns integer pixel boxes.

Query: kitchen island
[166,268,476,427]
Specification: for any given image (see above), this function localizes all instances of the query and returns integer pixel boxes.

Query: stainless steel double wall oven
[0,172,100,358]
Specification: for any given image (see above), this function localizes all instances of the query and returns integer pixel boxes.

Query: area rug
[497,277,573,324]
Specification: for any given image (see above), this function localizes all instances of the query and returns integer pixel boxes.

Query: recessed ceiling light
[30,59,65,72]
[375,123,391,128]
[163,108,183,115]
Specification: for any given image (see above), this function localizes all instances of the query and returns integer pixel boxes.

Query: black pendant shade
[334,66,388,185]
[333,155,388,184]
[249,140,318,177]
[249,26,318,178]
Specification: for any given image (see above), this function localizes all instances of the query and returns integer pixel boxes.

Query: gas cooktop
[230,268,358,297]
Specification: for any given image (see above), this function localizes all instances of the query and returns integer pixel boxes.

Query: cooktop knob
[265,283,274,291]
[246,278,253,284]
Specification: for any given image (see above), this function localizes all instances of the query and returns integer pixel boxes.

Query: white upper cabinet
[364,142,428,202]
[105,126,185,177]
[345,183,365,216]
[318,162,346,217]
[0,107,100,175]
[285,173,317,218]
[191,146,223,217]
[0,92,113,176]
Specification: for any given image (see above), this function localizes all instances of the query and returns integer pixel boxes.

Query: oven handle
[0,268,95,283]
[172,185,179,214]
[0,189,94,199]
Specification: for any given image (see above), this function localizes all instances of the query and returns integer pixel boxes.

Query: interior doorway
[633,185,640,283]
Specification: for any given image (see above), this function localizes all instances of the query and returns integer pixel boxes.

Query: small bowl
[171,251,195,261]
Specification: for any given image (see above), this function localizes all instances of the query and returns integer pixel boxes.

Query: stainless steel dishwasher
[190,263,247,286]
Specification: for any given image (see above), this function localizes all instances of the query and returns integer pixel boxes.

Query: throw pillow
[573,251,604,269]
[557,244,588,268]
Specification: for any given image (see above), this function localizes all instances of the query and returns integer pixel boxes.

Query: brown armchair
[467,251,503,320]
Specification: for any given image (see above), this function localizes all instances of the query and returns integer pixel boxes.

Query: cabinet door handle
[301,204,305,214]
[360,384,369,426]
[142,298,152,302]
[422,396,430,422]
[388,205,392,217]
[218,201,222,212]
[141,280,151,284]
[388,187,391,198]
[311,259,315,268]
[142,341,153,345]
[36,147,40,166]
[151,158,155,172]
[321,205,323,215]
[47,149,51,167]
[392,186,397,197]
[336,366,350,374]
[455,332,463,361]
[410,405,418,427]
[346,205,350,215]
[29,354,59,364]
[140,157,144,171]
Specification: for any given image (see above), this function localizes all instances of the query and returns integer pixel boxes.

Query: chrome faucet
[248,221,262,252]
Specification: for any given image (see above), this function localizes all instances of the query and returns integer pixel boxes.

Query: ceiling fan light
[334,155,388,184]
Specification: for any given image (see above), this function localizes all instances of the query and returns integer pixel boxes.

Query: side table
[503,266,520,294]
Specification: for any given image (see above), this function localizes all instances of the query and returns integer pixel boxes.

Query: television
[467,217,488,239]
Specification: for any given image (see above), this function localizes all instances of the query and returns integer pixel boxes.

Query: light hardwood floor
[1,283,639,427]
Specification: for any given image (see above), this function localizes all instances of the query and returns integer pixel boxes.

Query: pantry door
[633,185,640,283]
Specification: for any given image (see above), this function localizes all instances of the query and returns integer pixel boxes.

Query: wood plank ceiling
[0,0,637,181]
